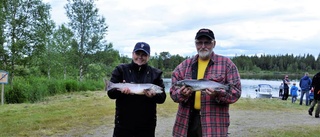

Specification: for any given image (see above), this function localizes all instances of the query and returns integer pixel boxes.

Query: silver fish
[174,79,230,91]
[105,80,164,95]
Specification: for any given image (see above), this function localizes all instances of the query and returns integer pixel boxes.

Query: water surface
[164,78,303,99]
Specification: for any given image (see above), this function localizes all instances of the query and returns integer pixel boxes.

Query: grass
[1,91,320,136]
[231,97,306,112]
[0,91,113,137]
[231,98,320,137]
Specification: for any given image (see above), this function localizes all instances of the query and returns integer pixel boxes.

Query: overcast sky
[43,0,320,58]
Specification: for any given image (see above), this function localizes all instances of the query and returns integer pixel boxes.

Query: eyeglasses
[195,40,213,46]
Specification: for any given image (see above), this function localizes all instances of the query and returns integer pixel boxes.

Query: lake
[163,78,305,99]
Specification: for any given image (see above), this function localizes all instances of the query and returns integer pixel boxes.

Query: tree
[3,0,54,85]
[316,54,320,70]
[0,1,7,70]
[159,52,171,71]
[52,24,74,79]
[31,3,55,79]
[65,0,108,81]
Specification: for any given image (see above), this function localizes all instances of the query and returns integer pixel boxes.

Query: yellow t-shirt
[194,58,209,110]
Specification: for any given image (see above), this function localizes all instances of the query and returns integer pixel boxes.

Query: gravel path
[72,107,319,137]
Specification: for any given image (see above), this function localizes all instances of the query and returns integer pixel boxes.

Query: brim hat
[133,42,150,55]
[195,28,215,40]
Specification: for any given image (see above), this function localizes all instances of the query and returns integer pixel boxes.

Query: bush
[5,86,27,104]
[4,77,105,104]
[78,79,104,91]
[64,79,79,92]
[47,80,65,95]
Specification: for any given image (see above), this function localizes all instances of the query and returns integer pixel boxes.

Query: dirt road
[75,108,318,137]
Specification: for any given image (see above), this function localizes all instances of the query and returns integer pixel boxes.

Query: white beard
[198,49,211,59]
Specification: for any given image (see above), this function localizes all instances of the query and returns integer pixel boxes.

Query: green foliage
[3,77,104,104]
[232,54,320,73]
[5,85,27,104]
[47,79,65,95]
[239,71,305,80]
[2,0,55,84]
[150,52,187,71]
[78,79,104,91]
[65,0,108,81]
[64,79,79,92]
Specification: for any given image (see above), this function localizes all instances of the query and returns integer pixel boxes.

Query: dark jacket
[299,75,312,91]
[283,79,290,89]
[312,72,320,100]
[107,61,166,129]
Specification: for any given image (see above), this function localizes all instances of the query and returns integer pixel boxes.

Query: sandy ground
[61,106,319,137]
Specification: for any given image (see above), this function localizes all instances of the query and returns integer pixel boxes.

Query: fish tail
[148,85,163,93]
[103,78,108,91]
[105,80,114,91]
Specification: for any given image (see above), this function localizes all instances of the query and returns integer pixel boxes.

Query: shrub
[4,77,105,104]
[5,85,27,103]
[64,79,79,92]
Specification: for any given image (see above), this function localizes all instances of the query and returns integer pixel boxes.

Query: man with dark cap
[170,28,241,137]
[107,42,166,137]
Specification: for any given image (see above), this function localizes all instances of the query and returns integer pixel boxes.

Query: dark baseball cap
[133,42,150,55]
[195,28,215,40]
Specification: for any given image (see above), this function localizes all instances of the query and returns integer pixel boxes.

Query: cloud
[45,0,320,58]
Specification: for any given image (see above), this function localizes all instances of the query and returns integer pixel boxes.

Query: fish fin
[198,79,209,81]
[184,85,193,88]
[226,84,232,91]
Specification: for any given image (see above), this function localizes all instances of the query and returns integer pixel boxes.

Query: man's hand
[180,86,192,97]
[144,89,157,98]
[120,87,133,95]
[204,88,224,97]
[119,80,133,95]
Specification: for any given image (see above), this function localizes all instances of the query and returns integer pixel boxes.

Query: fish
[174,79,230,91]
[105,80,164,95]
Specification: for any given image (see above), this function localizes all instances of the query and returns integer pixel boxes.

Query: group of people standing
[106,28,242,137]
[279,72,320,118]
[279,73,312,105]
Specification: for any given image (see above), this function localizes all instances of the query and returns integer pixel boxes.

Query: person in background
[308,72,320,118]
[279,83,284,97]
[299,72,312,106]
[309,90,314,105]
[170,28,241,137]
[282,75,290,100]
[107,42,166,137]
[290,83,299,103]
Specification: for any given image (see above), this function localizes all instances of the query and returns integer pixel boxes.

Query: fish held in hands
[105,80,164,95]
[174,79,230,91]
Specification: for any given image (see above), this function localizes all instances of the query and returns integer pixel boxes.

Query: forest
[0,0,319,104]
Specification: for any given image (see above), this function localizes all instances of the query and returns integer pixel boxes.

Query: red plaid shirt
[170,52,241,137]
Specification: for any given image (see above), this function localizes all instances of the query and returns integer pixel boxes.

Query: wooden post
[0,71,8,105]
[1,84,3,105]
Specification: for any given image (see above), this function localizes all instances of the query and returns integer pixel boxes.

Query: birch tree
[2,0,54,84]
[65,0,108,81]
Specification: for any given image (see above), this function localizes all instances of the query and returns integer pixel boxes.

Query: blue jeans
[300,90,310,105]
[292,95,297,103]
